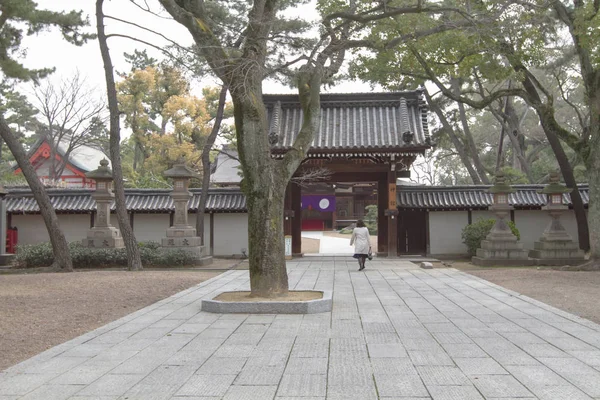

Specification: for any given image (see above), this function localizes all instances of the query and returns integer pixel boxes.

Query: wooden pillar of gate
[378,177,388,254]
[291,182,302,256]
[386,167,399,257]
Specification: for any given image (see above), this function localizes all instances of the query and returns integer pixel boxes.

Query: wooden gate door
[398,210,427,255]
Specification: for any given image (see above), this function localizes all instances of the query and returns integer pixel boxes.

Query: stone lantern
[83,159,124,248]
[472,172,530,265]
[529,171,584,264]
[161,159,207,261]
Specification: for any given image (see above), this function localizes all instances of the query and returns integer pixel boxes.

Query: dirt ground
[0,265,231,371]
[453,262,600,325]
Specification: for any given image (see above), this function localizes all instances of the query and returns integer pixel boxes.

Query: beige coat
[350,226,371,254]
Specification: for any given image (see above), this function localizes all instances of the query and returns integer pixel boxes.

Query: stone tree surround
[83,159,124,249]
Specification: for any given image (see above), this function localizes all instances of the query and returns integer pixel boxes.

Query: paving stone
[276,374,326,397]
[284,358,327,374]
[20,356,87,375]
[470,375,534,398]
[432,332,473,344]
[367,343,408,358]
[569,350,600,367]
[171,323,210,334]
[326,384,378,399]
[374,374,429,397]
[246,350,289,365]
[0,374,57,396]
[121,365,197,400]
[244,315,276,324]
[407,350,454,366]
[222,385,277,400]
[401,338,442,351]
[59,343,114,358]
[75,374,145,397]
[423,323,461,333]
[196,357,247,375]
[440,343,487,358]
[275,397,324,400]
[175,374,237,397]
[533,385,593,400]
[362,322,396,333]
[370,358,417,375]
[519,343,568,358]
[545,336,596,351]
[235,365,286,385]
[364,332,402,344]
[212,345,256,358]
[416,366,470,386]
[426,385,484,400]
[453,357,508,376]
[17,384,83,400]
[327,361,373,386]
[50,360,119,385]
[505,364,569,386]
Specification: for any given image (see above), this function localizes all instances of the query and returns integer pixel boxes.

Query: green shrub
[14,241,200,268]
[364,205,378,235]
[462,218,520,256]
[14,242,54,268]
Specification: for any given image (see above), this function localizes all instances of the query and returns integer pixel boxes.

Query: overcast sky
[23,0,376,96]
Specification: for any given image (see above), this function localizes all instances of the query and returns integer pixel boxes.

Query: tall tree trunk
[424,90,482,184]
[0,117,73,271]
[506,53,591,251]
[246,171,289,296]
[197,85,227,245]
[96,0,142,271]
[452,79,490,184]
[585,93,600,262]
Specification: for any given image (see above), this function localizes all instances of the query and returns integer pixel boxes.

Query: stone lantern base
[83,226,124,248]
[161,225,212,265]
[528,239,585,266]
[472,236,533,266]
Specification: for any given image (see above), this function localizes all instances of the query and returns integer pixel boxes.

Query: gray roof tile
[6,188,246,214]
[398,185,589,210]
[264,91,431,155]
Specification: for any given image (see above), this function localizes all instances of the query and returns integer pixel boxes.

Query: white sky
[23,0,376,96]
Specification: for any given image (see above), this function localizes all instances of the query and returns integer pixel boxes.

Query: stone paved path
[2,259,600,399]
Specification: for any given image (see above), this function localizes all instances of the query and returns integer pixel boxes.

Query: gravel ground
[454,263,600,325]
[0,268,226,371]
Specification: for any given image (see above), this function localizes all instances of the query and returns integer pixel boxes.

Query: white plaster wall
[12,213,91,245]
[514,209,583,250]
[133,214,170,243]
[213,213,248,256]
[428,211,469,255]
[12,214,50,245]
[59,214,92,242]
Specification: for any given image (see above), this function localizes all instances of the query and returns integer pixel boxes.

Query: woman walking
[350,219,371,271]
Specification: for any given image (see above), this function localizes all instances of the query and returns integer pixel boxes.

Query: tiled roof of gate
[397,184,590,210]
[264,91,431,156]
[6,188,247,213]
